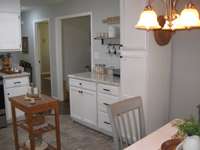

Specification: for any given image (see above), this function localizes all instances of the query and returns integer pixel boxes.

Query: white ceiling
[21,0,65,11]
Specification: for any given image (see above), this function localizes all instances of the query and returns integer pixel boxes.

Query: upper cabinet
[120,0,148,50]
[0,0,20,13]
[0,0,21,52]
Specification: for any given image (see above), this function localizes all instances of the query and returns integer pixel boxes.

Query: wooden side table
[10,95,61,150]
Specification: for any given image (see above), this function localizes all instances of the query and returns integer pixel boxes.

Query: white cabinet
[0,13,21,51]
[4,86,28,120]
[97,93,119,134]
[0,0,20,13]
[120,0,147,50]
[69,77,120,134]
[120,49,172,133]
[120,51,147,98]
[97,84,120,134]
[4,76,29,121]
[69,78,97,127]
[70,87,83,121]
[82,89,97,126]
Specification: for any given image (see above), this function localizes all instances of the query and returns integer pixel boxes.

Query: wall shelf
[94,37,119,45]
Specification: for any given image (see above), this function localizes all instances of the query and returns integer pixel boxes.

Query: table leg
[27,113,35,150]
[11,103,19,150]
[54,105,61,150]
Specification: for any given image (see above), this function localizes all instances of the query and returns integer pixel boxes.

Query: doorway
[35,20,52,96]
[57,14,92,114]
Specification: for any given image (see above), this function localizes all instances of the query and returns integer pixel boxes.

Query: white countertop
[0,72,30,79]
[68,72,120,86]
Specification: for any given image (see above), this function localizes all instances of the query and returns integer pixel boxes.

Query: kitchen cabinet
[69,74,120,135]
[120,49,172,134]
[0,0,21,51]
[69,79,97,127]
[0,0,20,13]
[0,13,21,51]
[120,0,148,50]
[97,92,119,134]
[70,86,97,126]
[4,76,29,121]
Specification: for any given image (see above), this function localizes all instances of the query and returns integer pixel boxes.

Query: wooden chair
[108,96,146,150]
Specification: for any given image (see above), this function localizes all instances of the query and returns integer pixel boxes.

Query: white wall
[169,0,200,120]
[20,0,120,98]
[62,16,91,81]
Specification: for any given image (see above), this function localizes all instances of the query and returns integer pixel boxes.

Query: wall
[62,16,91,81]
[38,22,50,73]
[170,0,200,120]
[20,0,120,98]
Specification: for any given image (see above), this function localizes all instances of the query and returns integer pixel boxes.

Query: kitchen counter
[68,72,120,86]
[0,72,30,79]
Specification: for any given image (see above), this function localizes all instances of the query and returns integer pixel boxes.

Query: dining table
[124,119,180,150]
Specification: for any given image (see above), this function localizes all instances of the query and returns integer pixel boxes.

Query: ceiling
[21,0,65,11]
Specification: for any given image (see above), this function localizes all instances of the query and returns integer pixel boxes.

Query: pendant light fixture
[179,1,200,28]
[136,0,200,31]
[135,1,161,30]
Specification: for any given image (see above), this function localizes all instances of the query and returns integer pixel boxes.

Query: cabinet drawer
[98,112,112,132]
[98,111,112,133]
[69,78,96,91]
[98,93,119,113]
[4,77,29,88]
[98,84,120,96]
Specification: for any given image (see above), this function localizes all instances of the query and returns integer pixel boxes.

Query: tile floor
[0,115,114,150]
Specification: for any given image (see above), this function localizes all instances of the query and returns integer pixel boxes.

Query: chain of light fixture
[135,0,200,31]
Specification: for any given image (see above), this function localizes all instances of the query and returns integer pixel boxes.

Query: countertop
[68,72,120,86]
[0,72,30,79]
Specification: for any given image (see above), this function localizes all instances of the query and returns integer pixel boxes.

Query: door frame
[33,18,53,96]
[55,12,93,101]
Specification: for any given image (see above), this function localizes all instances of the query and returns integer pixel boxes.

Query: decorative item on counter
[26,83,40,99]
[0,53,12,73]
[94,64,106,75]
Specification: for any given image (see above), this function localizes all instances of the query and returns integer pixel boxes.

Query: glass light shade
[135,6,161,30]
[179,3,200,28]
[163,15,185,30]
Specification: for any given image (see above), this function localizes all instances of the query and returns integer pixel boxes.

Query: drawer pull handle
[79,83,82,85]
[103,103,109,106]
[14,81,21,84]
[7,93,10,96]
[78,90,83,94]
[104,121,111,125]
[103,89,111,92]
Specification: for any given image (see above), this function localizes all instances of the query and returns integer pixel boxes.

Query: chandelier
[135,0,200,31]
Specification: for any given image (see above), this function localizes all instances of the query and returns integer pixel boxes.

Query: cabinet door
[5,86,28,121]
[0,0,20,13]
[70,87,84,120]
[0,13,21,51]
[82,89,97,126]
[120,0,147,50]
[120,51,147,98]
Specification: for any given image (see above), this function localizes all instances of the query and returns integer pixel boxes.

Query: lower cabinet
[97,93,120,134]
[70,86,97,126]
[69,78,120,135]
[4,76,30,121]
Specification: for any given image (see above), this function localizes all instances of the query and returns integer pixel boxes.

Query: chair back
[108,96,145,150]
